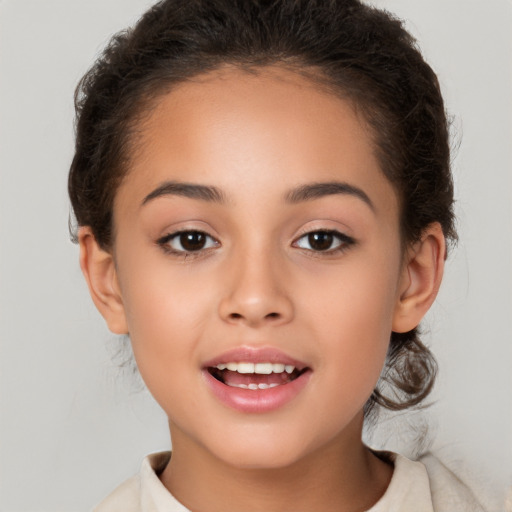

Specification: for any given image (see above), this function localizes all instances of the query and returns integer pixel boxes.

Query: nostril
[227,311,280,321]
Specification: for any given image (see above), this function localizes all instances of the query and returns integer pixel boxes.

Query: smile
[203,348,312,413]
[208,362,306,389]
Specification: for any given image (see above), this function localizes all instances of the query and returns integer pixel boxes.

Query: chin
[206,426,320,471]
[222,447,306,471]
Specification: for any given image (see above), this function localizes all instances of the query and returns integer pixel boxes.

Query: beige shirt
[94,451,485,512]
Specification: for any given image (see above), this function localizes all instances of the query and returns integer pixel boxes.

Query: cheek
[115,251,216,375]
[303,245,399,330]
[301,249,401,396]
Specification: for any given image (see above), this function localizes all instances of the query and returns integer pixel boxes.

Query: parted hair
[69,0,456,415]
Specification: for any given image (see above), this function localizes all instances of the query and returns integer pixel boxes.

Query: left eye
[159,231,219,253]
[294,230,352,252]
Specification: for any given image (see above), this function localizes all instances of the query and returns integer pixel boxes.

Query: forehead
[116,66,397,217]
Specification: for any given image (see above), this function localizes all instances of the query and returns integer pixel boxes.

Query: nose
[218,249,294,328]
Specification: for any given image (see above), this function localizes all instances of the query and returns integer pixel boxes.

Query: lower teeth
[228,382,280,390]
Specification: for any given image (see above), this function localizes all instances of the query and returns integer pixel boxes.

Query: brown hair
[69,0,456,415]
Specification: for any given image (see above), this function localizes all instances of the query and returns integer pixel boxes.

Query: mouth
[202,347,312,412]
[207,362,308,390]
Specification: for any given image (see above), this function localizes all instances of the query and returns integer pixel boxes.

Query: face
[110,67,406,469]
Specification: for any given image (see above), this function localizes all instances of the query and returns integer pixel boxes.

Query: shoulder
[417,453,486,512]
[369,451,487,512]
[93,452,178,512]
[93,474,141,512]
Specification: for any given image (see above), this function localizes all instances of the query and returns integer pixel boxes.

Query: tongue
[222,370,292,387]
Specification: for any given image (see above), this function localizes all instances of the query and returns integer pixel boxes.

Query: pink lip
[202,346,311,413]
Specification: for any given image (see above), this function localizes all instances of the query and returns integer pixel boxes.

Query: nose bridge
[218,238,293,326]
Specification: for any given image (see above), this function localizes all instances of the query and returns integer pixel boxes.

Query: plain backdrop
[1,0,511,510]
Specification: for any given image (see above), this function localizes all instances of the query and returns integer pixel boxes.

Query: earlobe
[78,227,128,334]
[392,223,446,333]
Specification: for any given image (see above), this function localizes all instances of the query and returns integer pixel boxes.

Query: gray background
[1,0,510,510]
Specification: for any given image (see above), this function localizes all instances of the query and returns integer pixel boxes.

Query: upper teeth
[215,362,295,374]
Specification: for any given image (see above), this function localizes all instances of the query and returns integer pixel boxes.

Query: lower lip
[203,369,311,413]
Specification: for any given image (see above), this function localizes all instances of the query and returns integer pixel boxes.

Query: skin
[79,66,445,512]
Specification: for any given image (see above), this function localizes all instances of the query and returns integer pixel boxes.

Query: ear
[392,223,446,333]
[78,227,128,334]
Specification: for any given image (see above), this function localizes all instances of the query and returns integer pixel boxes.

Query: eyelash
[156,229,355,257]
[292,230,355,255]
[156,230,219,257]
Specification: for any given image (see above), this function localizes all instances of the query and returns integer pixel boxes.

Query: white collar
[137,451,434,512]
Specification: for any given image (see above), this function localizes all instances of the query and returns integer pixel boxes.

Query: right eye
[157,230,219,254]
[292,229,355,254]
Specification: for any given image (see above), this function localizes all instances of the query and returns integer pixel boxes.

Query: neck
[160,415,393,512]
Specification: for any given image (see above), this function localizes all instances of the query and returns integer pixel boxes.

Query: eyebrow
[285,181,375,211]
[141,179,374,211]
[142,181,226,205]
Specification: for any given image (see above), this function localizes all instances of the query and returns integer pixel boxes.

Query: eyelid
[156,229,220,256]
[291,229,355,254]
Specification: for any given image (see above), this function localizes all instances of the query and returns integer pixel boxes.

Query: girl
[69,0,486,510]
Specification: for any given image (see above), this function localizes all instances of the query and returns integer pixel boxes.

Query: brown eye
[158,230,219,253]
[179,232,207,251]
[294,230,354,253]
[307,232,334,251]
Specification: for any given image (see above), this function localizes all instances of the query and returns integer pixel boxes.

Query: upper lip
[203,346,309,371]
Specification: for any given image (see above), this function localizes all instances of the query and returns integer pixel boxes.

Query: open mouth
[207,362,308,390]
